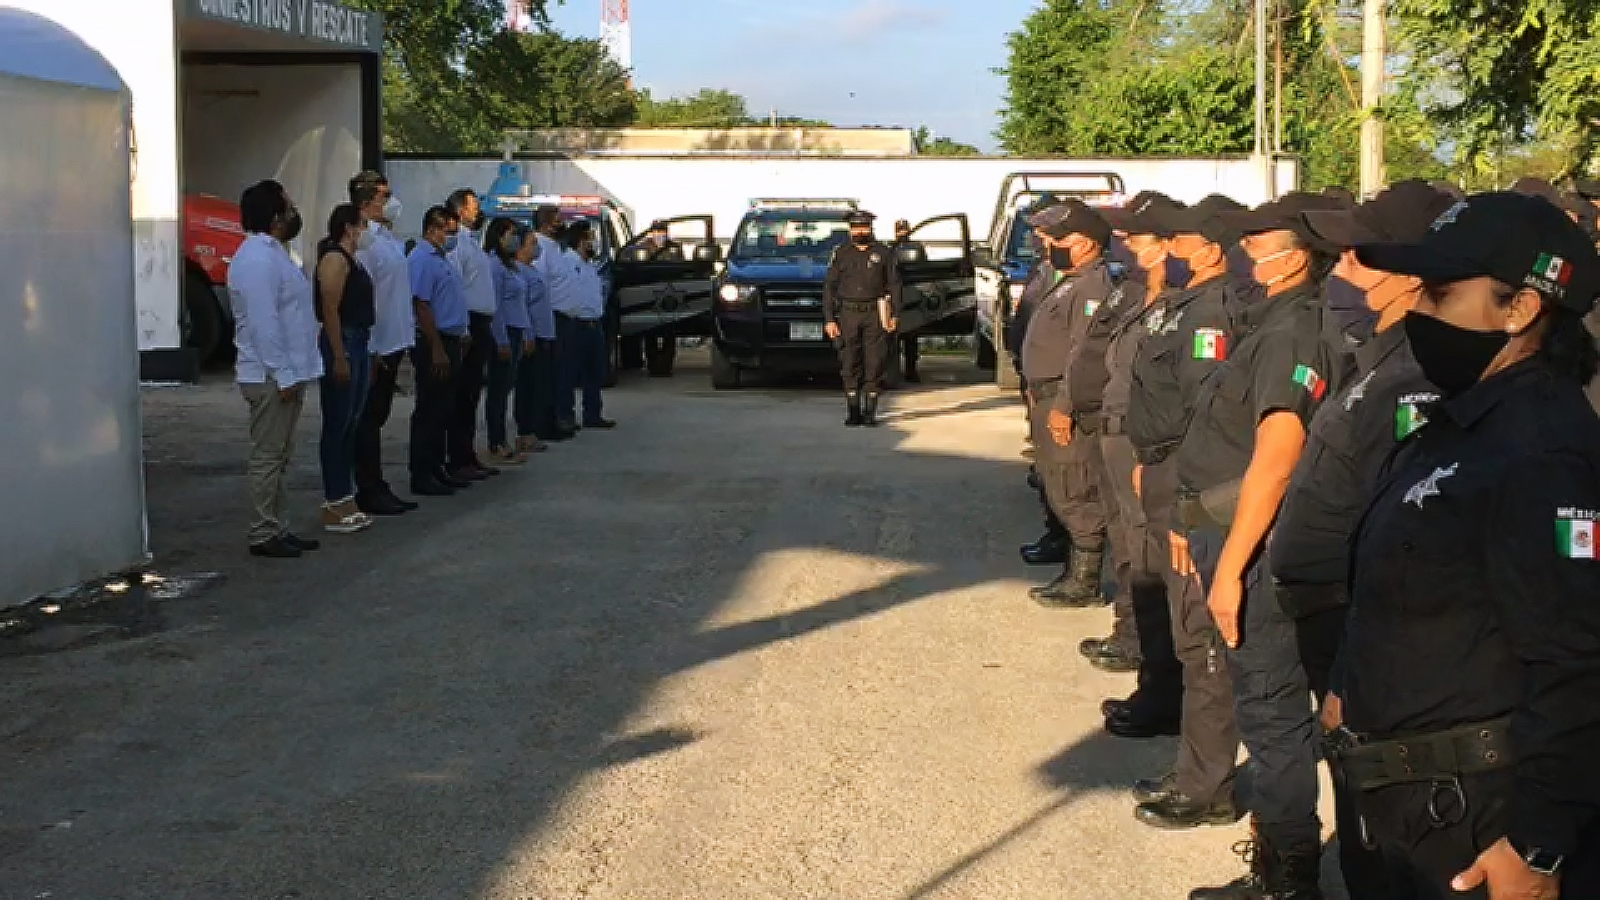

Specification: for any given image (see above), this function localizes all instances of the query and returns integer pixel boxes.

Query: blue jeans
[556,314,605,425]
[318,327,372,503]
[486,327,522,450]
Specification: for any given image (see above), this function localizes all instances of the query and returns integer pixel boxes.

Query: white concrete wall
[5,0,183,351]
[387,156,1301,244]
[182,62,364,272]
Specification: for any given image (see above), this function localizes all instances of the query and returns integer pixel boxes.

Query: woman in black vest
[315,203,378,535]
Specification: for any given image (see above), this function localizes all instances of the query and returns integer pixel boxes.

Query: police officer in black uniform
[824,210,901,426]
[1177,192,1346,900]
[1124,194,1250,830]
[1017,202,1073,568]
[1268,180,1457,899]
[1020,200,1115,607]
[1324,192,1600,899]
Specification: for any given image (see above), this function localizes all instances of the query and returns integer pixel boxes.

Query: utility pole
[1359,0,1387,196]
[1254,0,1275,199]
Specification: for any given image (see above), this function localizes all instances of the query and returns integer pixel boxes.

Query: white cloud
[840,0,950,41]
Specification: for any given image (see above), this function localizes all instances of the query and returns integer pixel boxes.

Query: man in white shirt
[446,188,501,480]
[349,171,418,517]
[228,179,323,558]
[551,220,615,431]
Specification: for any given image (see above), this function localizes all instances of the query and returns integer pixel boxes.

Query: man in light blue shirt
[407,204,471,496]
[446,188,501,479]
[552,220,615,431]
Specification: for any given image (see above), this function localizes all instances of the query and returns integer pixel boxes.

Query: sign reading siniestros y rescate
[188,0,383,53]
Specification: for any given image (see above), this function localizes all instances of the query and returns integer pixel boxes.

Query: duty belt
[1326,717,1513,793]
[1076,412,1127,436]
[1176,479,1241,530]
[839,297,882,307]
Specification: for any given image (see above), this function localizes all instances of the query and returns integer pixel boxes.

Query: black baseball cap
[1355,191,1600,313]
[1220,192,1347,245]
[1513,177,1600,239]
[1302,180,1458,249]
[845,210,876,226]
[1102,191,1184,234]
[1026,202,1071,230]
[1038,199,1112,246]
[1430,180,1467,201]
[1143,194,1246,244]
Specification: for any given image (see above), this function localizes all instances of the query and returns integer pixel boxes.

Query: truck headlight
[718,283,757,305]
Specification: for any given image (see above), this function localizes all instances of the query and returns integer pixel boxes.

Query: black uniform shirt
[1019,260,1110,387]
[1068,278,1147,415]
[1127,275,1245,464]
[1101,284,1165,421]
[822,241,901,324]
[1340,361,1600,856]
[1007,260,1059,357]
[1177,281,1334,494]
[1270,325,1439,592]
[1051,259,1116,411]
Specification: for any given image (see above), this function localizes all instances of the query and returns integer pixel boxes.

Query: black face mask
[280,207,303,242]
[1164,254,1193,289]
[1323,275,1377,344]
[1049,247,1073,271]
[1403,311,1510,397]
[852,233,872,246]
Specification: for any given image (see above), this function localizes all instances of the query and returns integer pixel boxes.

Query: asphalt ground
[0,348,1342,899]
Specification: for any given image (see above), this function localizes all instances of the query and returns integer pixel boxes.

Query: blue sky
[544,0,1042,152]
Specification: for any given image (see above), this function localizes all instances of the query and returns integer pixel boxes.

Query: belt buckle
[1426,776,1468,829]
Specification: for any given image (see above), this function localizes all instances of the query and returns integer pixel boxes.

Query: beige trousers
[241,379,304,545]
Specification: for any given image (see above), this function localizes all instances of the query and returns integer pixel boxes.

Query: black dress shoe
[1132,772,1179,805]
[1101,697,1130,718]
[284,533,321,552]
[582,418,617,429]
[1089,645,1143,673]
[437,471,473,489]
[1020,535,1068,566]
[411,478,457,497]
[249,536,302,559]
[1026,469,1042,491]
[391,494,420,511]
[1135,793,1239,830]
[357,493,409,516]
[1106,707,1181,739]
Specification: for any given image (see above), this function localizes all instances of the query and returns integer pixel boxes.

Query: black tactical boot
[1189,831,1323,900]
[845,393,864,427]
[863,393,881,427]
[1031,546,1107,608]
[1020,531,1069,566]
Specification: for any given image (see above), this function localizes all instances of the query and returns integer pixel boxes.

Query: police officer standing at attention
[1125,194,1249,830]
[1324,192,1600,898]
[407,205,472,497]
[1020,199,1114,607]
[1177,192,1344,900]
[1268,181,1455,898]
[1017,200,1073,569]
[823,209,901,427]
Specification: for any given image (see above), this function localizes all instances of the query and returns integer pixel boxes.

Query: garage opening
[175,1,382,368]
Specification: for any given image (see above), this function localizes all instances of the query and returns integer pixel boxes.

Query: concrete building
[5,0,384,380]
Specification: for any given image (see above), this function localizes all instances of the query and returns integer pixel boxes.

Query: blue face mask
[443,232,460,252]
[1164,254,1193,289]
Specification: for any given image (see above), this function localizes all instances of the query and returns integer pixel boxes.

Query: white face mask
[383,197,403,226]
[1252,246,1304,288]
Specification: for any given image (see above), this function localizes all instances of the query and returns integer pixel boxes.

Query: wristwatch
[1511,839,1565,877]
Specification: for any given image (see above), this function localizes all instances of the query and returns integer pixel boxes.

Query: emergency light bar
[749,198,860,211]
[497,192,609,208]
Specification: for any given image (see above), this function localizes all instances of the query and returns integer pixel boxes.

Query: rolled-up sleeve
[1490,452,1600,857]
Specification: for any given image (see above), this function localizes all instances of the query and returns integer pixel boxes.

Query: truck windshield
[1005,210,1040,266]
[731,215,853,262]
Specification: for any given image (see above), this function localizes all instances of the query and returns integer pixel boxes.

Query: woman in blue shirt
[514,229,559,449]
[484,217,531,465]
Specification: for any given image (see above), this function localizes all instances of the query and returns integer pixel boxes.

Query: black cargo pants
[1028,382,1107,557]
[837,300,888,395]
[1100,430,1181,717]
[1075,417,1136,654]
[1189,522,1320,848]
[1152,467,1238,805]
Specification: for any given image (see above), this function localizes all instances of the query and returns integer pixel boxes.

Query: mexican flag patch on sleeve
[1292,364,1327,401]
[1193,328,1226,360]
[1557,511,1597,559]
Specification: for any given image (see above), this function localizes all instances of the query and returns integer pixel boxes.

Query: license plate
[789,322,826,342]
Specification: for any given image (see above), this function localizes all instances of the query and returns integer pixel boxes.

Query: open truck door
[610,214,719,377]
[894,213,977,340]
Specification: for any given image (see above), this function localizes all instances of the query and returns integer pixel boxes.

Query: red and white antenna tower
[600,0,632,72]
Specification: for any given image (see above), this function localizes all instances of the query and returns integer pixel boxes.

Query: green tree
[913,127,982,156]
[471,30,636,133]
[1393,0,1600,175]
[636,89,752,127]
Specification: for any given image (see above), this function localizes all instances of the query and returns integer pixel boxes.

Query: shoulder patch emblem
[1192,328,1226,360]
[1557,511,1598,559]
[1084,298,1102,317]
[1292,364,1327,401]
[1393,392,1439,440]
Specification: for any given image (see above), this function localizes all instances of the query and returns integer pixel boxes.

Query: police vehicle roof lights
[748,198,860,211]
[495,192,610,209]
